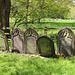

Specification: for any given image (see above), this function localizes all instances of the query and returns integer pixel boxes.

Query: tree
[0,0,11,38]
[31,0,34,24]
[11,0,30,26]
[10,0,74,26]
[25,0,29,26]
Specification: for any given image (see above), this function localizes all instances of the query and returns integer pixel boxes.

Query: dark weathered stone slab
[57,28,75,56]
[11,28,25,53]
[24,28,39,54]
[37,36,55,57]
[0,29,9,51]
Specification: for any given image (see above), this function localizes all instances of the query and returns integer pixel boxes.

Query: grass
[9,18,75,50]
[10,18,75,28]
[9,18,75,34]
[3,19,75,75]
[0,51,75,75]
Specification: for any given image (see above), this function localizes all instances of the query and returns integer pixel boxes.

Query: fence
[2,27,75,40]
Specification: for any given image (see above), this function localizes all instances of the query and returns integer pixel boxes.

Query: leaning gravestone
[0,29,9,51]
[11,28,25,53]
[24,28,39,54]
[57,28,75,57]
[37,36,55,57]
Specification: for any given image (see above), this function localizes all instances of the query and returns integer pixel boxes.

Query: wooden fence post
[44,27,47,35]
[3,26,10,39]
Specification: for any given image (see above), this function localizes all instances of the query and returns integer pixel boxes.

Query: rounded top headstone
[37,36,55,57]
[57,28,75,57]
[11,27,25,53]
[25,28,39,39]
[0,29,9,51]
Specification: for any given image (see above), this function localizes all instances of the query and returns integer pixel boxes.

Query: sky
[73,0,75,3]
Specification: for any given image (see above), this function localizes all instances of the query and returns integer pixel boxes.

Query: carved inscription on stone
[11,28,25,53]
[25,28,39,54]
[57,28,75,56]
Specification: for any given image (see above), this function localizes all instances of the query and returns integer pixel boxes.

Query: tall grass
[0,52,75,75]
[1,19,75,75]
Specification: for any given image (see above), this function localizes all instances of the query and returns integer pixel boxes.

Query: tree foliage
[10,0,74,26]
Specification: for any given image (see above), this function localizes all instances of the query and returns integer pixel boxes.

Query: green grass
[9,18,75,34]
[10,18,75,28]
[0,52,75,75]
[3,19,75,75]
[9,18,75,50]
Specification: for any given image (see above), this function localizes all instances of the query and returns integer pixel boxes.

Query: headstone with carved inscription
[57,28,75,56]
[24,28,39,54]
[0,29,9,51]
[37,36,55,57]
[11,28,25,53]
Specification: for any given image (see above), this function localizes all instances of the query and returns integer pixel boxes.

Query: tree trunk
[0,0,2,28]
[38,0,42,24]
[31,0,34,24]
[0,0,11,38]
[25,0,29,26]
[38,18,41,24]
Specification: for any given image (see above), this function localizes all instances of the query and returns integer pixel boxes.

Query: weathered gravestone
[24,28,39,54]
[57,28,75,57]
[0,29,9,51]
[11,28,25,53]
[37,36,55,57]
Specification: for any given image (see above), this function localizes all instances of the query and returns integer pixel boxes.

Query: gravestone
[0,29,9,51]
[37,36,55,57]
[24,28,39,54]
[11,28,25,53]
[57,28,75,56]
